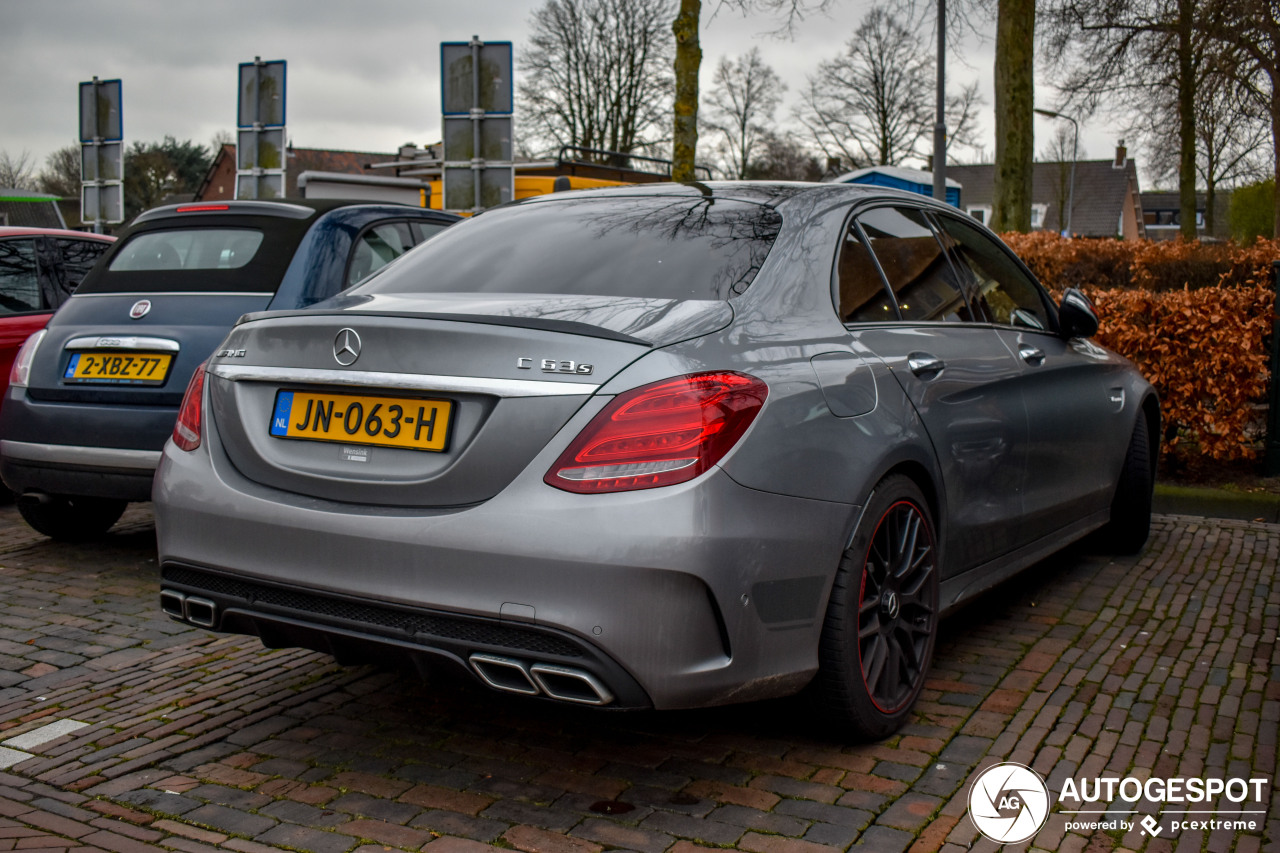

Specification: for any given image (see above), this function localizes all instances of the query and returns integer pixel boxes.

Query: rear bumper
[0,387,173,500]
[153,422,857,710]
[0,439,159,500]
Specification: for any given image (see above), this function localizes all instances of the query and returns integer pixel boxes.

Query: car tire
[1099,409,1153,554]
[17,494,127,542]
[815,474,939,740]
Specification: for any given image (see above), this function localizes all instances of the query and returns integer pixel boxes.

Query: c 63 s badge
[518,357,593,375]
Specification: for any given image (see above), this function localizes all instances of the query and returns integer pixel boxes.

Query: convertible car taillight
[173,362,207,452]
[545,371,768,493]
[9,329,46,388]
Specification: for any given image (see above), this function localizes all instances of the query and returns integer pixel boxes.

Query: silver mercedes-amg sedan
[153,182,1157,739]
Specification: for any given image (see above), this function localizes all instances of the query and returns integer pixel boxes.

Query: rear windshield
[108,229,264,271]
[356,195,783,300]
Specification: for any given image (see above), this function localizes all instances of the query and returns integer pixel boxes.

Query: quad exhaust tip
[469,654,613,705]
[159,590,217,629]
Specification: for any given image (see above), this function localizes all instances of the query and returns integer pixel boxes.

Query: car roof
[513,180,949,211]
[0,226,115,241]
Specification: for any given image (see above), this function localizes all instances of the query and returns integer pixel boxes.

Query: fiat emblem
[129,299,151,319]
[333,328,361,366]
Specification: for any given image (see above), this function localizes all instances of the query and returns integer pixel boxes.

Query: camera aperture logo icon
[968,762,1050,844]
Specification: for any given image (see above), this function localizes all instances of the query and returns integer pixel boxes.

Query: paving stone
[409,808,510,843]
[180,804,276,838]
[254,823,355,853]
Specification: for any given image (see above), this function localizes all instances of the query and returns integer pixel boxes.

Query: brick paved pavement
[0,503,1273,852]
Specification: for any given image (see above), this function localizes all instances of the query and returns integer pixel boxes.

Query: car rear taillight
[174,204,230,213]
[545,371,768,494]
[173,362,207,452]
[9,329,46,388]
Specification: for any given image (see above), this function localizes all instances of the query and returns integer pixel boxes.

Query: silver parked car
[154,183,1157,738]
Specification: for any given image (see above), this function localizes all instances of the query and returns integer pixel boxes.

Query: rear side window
[837,226,896,323]
[347,222,413,288]
[358,196,783,301]
[109,229,264,272]
[0,239,42,313]
[857,207,974,323]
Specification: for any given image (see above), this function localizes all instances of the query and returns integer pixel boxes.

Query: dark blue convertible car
[0,198,458,539]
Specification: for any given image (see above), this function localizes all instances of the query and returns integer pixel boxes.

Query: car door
[932,212,1124,540]
[838,205,1030,575]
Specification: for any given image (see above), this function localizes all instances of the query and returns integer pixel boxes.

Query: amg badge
[517,358,593,375]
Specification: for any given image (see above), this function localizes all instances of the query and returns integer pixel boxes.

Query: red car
[0,227,115,393]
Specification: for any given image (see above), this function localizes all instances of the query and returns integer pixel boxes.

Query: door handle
[1018,345,1045,366]
[907,352,946,378]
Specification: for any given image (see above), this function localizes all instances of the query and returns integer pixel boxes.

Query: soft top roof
[131,197,397,225]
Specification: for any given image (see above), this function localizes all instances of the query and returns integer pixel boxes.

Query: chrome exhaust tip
[469,654,539,695]
[159,589,186,620]
[183,596,217,628]
[529,663,614,706]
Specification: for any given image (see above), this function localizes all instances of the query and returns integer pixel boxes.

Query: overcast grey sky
[1,0,1125,179]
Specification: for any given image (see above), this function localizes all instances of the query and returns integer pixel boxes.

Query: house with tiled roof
[946,144,1147,240]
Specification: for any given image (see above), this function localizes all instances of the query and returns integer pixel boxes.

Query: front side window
[109,229,264,272]
[0,239,42,314]
[857,207,973,322]
[934,214,1051,329]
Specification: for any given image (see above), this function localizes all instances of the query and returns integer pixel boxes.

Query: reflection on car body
[152,182,1157,739]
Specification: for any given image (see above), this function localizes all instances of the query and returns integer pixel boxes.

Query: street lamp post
[1034,108,1079,237]
[933,0,947,202]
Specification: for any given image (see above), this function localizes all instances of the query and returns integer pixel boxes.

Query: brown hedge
[1001,234,1279,463]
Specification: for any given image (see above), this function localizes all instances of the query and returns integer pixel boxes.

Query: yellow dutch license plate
[64,351,174,385]
[270,390,452,452]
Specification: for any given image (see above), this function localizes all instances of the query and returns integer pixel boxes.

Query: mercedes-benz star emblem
[129,299,151,319]
[333,328,361,366]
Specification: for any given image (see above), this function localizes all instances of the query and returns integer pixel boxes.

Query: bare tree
[795,7,980,170]
[1037,125,1088,233]
[1205,0,1280,237]
[746,132,826,179]
[1042,0,1210,240]
[519,0,676,163]
[1140,64,1270,232]
[671,0,830,181]
[796,7,933,169]
[702,49,786,178]
[37,145,81,198]
[0,150,37,190]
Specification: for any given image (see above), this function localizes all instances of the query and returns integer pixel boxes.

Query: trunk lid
[207,294,730,507]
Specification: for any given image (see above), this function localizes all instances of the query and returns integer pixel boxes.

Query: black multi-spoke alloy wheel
[1098,409,1154,554]
[817,475,939,739]
[17,494,127,542]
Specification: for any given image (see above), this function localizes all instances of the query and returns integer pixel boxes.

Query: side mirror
[1058,288,1099,339]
